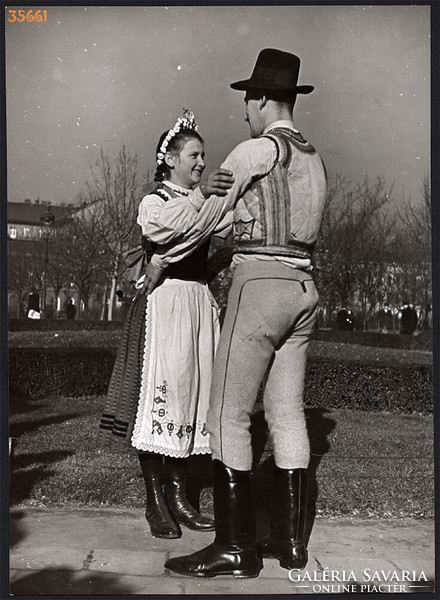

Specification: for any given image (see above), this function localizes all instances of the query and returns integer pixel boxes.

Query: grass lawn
[9,394,434,519]
[8,332,433,518]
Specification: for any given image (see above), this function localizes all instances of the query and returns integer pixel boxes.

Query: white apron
[131,278,220,457]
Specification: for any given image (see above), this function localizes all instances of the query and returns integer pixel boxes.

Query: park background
[5,3,432,327]
[5,3,435,594]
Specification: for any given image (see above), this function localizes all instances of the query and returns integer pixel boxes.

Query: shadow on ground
[9,511,145,595]
[9,393,95,458]
[185,407,336,541]
[10,510,26,549]
[9,393,94,505]
[250,407,336,540]
[10,569,131,595]
[10,450,73,505]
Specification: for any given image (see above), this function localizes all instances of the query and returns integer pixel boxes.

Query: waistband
[232,258,314,282]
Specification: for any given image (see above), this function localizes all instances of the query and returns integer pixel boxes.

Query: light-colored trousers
[206,260,319,471]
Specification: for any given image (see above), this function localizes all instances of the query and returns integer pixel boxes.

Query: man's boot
[163,457,215,530]
[260,466,309,569]
[139,453,181,539]
[164,459,263,578]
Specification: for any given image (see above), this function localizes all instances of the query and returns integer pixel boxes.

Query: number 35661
[8,9,47,22]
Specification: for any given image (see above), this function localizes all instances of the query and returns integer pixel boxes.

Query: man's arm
[142,138,277,294]
[137,168,234,244]
[154,138,275,265]
[138,167,235,295]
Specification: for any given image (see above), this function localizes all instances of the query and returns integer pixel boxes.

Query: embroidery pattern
[233,218,256,242]
[150,380,205,440]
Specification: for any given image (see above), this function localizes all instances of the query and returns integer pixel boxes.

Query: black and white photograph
[3,2,436,596]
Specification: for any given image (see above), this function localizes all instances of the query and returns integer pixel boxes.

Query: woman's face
[167,138,205,189]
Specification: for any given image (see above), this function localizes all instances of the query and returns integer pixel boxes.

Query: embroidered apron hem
[134,444,212,457]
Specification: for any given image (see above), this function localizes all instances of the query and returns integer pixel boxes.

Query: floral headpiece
[156,109,199,166]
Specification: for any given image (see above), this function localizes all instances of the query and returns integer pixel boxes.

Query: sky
[5,4,431,206]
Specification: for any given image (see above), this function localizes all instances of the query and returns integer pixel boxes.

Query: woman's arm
[137,194,201,245]
[137,169,234,245]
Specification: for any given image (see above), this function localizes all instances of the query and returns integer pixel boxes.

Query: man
[377,302,393,333]
[66,298,76,320]
[143,48,327,578]
[336,306,355,331]
[400,301,418,335]
[27,290,41,319]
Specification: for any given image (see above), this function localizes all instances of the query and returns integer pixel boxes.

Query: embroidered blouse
[137,180,231,246]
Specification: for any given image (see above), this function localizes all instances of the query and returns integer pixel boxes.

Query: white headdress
[156,109,199,165]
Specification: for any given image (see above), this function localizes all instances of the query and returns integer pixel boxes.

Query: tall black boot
[163,457,215,531]
[260,467,309,569]
[138,453,181,539]
[164,459,263,578]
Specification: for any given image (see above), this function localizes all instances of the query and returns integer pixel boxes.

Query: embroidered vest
[145,184,210,281]
[232,128,327,259]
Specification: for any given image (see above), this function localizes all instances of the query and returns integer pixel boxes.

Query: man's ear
[259,95,268,109]
[164,151,175,169]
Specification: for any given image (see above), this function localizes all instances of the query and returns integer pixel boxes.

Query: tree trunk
[108,276,117,321]
[77,290,84,319]
[53,286,62,319]
[100,283,108,321]
[107,256,120,321]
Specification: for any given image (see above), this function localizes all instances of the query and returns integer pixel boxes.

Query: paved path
[9,507,435,595]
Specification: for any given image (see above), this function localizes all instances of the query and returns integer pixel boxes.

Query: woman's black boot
[164,459,263,578]
[163,457,215,531]
[260,466,309,569]
[138,453,181,539]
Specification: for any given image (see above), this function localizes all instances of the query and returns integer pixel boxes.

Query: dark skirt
[97,291,147,452]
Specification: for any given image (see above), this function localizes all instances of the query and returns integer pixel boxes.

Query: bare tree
[44,227,79,318]
[351,178,395,328]
[398,174,431,261]
[7,240,43,316]
[394,175,432,327]
[56,208,110,319]
[87,145,146,320]
[315,174,394,327]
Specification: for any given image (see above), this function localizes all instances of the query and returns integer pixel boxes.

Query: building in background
[7,199,75,318]
[7,199,74,241]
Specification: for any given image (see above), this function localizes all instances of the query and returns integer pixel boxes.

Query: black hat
[230,48,314,94]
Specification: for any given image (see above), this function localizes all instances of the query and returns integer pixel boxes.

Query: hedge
[9,319,432,351]
[8,347,433,414]
[8,347,117,399]
[304,359,432,414]
[8,319,123,332]
[312,328,432,352]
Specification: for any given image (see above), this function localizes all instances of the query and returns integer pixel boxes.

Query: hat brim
[230,79,314,94]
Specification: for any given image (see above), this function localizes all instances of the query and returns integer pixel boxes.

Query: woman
[98,110,231,539]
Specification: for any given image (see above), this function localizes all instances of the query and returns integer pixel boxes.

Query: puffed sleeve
[213,211,233,238]
[137,193,201,244]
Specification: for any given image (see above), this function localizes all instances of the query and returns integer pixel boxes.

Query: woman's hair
[154,129,204,182]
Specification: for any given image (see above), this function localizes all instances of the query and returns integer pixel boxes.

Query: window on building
[9,226,17,239]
